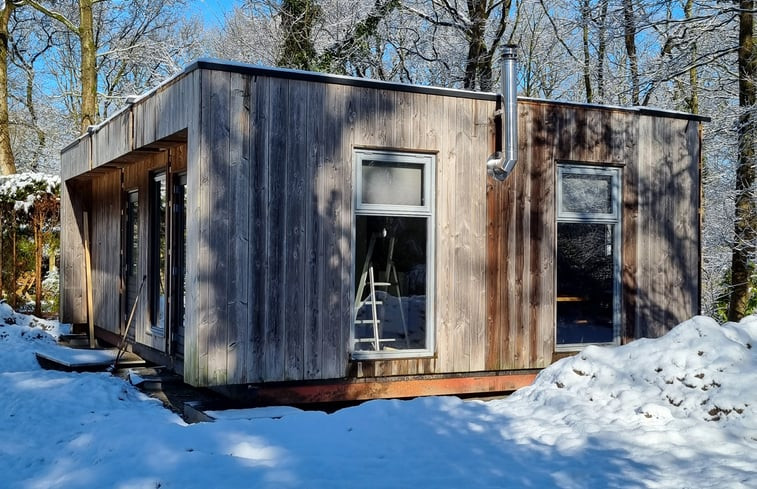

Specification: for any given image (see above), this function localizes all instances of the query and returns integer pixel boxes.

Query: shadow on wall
[199,75,398,386]
[521,103,699,346]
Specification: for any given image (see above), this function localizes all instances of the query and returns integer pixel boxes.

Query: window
[124,190,139,322]
[171,173,187,356]
[352,150,434,359]
[556,164,621,349]
[150,171,168,334]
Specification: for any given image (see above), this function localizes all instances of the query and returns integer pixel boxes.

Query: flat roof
[187,58,500,101]
[62,58,708,154]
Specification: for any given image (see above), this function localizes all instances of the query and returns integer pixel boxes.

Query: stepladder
[353,231,409,351]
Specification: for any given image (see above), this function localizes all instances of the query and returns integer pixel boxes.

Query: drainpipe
[487,45,519,181]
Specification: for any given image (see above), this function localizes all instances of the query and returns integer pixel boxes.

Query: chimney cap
[502,45,518,59]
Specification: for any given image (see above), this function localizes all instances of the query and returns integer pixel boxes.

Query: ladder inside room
[353,232,409,351]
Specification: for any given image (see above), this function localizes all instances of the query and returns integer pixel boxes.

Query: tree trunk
[581,0,592,103]
[597,0,608,102]
[684,0,699,114]
[463,1,488,90]
[0,4,16,175]
[10,215,16,308]
[728,0,756,320]
[79,0,97,132]
[0,213,4,300]
[623,0,640,105]
[33,215,42,316]
[277,0,320,70]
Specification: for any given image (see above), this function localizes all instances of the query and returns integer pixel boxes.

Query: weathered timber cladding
[91,110,130,167]
[90,169,121,334]
[486,100,699,369]
[61,136,90,180]
[184,71,492,386]
[132,72,199,151]
[635,116,700,336]
[60,61,703,392]
[59,178,89,324]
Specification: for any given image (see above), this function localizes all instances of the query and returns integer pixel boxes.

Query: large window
[124,190,139,323]
[150,171,168,334]
[171,173,187,357]
[352,150,434,359]
[556,164,621,349]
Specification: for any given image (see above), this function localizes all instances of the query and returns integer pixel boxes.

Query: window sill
[146,328,165,338]
[554,341,618,353]
[351,350,435,361]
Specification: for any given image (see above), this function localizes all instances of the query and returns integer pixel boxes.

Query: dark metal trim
[186,58,500,102]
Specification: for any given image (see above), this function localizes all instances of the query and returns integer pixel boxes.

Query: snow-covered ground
[1,300,756,488]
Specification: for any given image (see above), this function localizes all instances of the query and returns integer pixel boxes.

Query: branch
[538,0,579,63]
[18,0,78,34]
[401,4,464,31]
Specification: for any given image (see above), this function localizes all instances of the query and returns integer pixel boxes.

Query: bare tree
[0,1,17,175]
[21,0,97,133]
[403,0,517,90]
[728,0,756,320]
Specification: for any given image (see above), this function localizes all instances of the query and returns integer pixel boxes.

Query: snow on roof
[1,304,753,487]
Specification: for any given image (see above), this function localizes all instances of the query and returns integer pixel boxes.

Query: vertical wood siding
[90,169,121,334]
[59,178,89,324]
[61,65,701,388]
[635,116,700,336]
[487,101,699,370]
[186,72,492,386]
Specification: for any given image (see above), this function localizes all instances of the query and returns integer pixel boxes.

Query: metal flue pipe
[487,45,519,181]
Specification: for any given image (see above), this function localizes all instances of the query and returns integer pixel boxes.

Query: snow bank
[489,315,757,486]
[516,315,756,423]
[0,300,68,373]
[0,306,755,488]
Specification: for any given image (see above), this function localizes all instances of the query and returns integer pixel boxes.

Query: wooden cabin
[59,58,705,403]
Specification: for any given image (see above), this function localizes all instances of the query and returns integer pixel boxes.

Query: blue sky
[189,0,241,27]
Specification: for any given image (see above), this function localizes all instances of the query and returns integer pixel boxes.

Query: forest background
[0,0,752,321]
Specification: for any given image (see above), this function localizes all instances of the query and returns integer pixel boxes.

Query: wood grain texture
[61,136,91,180]
[92,109,131,169]
[89,169,121,334]
[205,70,232,385]
[61,65,702,388]
[227,73,251,383]
[60,179,88,324]
[635,115,701,337]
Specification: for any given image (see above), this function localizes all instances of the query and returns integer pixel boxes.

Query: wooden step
[36,347,146,372]
[58,333,91,347]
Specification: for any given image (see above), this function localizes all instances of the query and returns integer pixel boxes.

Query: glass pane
[556,222,614,344]
[173,175,187,343]
[354,215,428,351]
[562,172,613,214]
[124,191,139,316]
[152,173,167,330]
[361,160,424,206]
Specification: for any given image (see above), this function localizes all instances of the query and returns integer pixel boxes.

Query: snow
[1,304,756,488]
[0,172,60,215]
[35,346,122,368]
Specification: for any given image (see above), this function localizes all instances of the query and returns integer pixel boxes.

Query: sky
[189,0,241,28]
[1,299,756,488]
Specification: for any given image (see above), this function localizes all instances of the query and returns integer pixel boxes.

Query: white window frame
[555,164,622,351]
[351,149,435,360]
